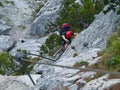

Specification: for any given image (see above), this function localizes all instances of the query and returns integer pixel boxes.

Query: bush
[102,0,120,14]
[0,50,36,75]
[0,52,15,75]
[105,57,120,71]
[94,0,105,14]
[98,28,120,71]
[55,0,105,32]
[73,60,89,67]
[79,0,97,27]
[40,33,61,57]
[73,53,78,57]
[15,49,35,75]
[0,2,4,7]
[5,0,14,5]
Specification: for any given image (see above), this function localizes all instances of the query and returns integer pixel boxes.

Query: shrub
[104,57,120,71]
[85,77,93,83]
[94,0,105,13]
[55,0,105,32]
[0,52,15,75]
[73,53,78,57]
[79,0,97,27]
[0,2,4,7]
[0,50,37,75]
[14,49,36,75]
[97,28,120,71]
[102,0,120,14]
[73,60,89,67]
[5,0,15,5]
[40,33,61,57]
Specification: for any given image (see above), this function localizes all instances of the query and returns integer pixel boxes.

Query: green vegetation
[5,0,15,5]
[73,60,89,67]
[35,5,44,14]
[0,52,15,75]
[97,27,120,71]
[85,77,93,83]
[40,33,61,57]
[55,0,105,32]
[94,0,105,13]
[0,49,38,75]
[103,0,120,14]
[15,49,34,74]
[40,0,106,56]
[73,53,78,57]
[0,2,4,7]
[18,25,26,30]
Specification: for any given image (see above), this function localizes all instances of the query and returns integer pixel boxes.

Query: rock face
[0,25,11,35]
[31,48,100,90]
[0,0,120,89]
[0,0,45,40]
[28,0,64,37]
[0,75,40,90]
[82,75,120,90]
[30,10,120,90]
[0,0,48,53]
[0,35,15,51]
[10,36,48,56]
[63,10,120,57]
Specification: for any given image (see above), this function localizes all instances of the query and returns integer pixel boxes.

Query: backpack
[60,23,70,36]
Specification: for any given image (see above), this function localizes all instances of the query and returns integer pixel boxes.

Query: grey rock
[0,35,15,51]
[0,25,11,35]
[63,10,120,57]
[30,9,120,90]
[28,0,63,37]
[0,74,40,90]
[10,36,47,56]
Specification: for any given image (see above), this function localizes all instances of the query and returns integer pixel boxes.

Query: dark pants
[61,39,71,51]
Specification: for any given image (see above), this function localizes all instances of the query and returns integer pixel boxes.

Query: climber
[60,23,78,51]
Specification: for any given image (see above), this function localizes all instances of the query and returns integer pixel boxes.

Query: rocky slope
[31,9,120,90]
[0,0,120,90]
[0,74,40,90]
[0,0,46,52]
[28,0,64,37]
[63,9,120,57]
[0,0,47,89]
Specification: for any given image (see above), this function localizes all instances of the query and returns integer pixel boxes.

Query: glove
[66,40,70,44]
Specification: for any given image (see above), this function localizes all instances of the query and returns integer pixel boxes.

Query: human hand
[66,40,70,44]
[74,33,78,36]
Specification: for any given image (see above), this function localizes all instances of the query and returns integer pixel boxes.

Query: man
[60,23,78,51]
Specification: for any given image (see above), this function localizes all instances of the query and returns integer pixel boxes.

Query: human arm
[61,35,69,42]
[74,33,78,36]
